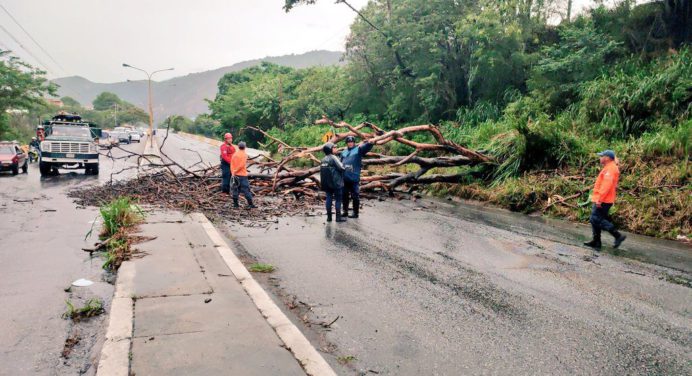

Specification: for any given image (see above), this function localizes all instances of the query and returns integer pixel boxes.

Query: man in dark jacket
[321,142,346,222]
[340,136,373,218]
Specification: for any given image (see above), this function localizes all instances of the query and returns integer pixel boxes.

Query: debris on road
[71,279,93,287]
[69,166,322,226]
[62,299,104,322]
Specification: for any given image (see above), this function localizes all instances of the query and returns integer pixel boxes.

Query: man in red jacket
[220,133,235,194]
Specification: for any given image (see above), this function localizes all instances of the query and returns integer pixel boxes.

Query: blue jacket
[340,142,373,183]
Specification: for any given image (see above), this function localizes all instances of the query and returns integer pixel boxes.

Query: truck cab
[38,114,100,176]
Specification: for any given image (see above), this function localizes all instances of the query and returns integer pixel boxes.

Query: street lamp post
[122,63,173,144]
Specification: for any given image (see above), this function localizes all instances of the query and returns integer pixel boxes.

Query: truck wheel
[22,161,28,173]
[39,161,52,176]
[86,164,99,175]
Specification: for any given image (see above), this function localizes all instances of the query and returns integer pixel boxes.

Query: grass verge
[63,298,104,322]
[248,263,275,273]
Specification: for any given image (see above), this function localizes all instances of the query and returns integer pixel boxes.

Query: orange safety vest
[591,161,620,204]
[231,149,248,177]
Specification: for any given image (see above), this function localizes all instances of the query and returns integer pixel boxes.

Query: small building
[46,98,64,107]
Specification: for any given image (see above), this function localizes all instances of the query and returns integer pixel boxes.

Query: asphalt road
[0,139,145,375]
[157,132,692,375]
[2,132,689,375]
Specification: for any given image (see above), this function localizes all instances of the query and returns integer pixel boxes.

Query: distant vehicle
[99,131,118,149]
[111,131,131,144]
[38,113,100,175]
[0,141,29,175]
[127,130,141,143]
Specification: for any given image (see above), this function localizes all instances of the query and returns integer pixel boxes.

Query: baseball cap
[597,150,616,159]
[224,133,233,140]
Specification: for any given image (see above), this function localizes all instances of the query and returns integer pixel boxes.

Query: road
[160,132,692,375]
[0,139,146,375]
[2,132,690,375]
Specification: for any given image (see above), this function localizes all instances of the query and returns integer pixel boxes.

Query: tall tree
[92,92,122,111]
[0,50,56,139]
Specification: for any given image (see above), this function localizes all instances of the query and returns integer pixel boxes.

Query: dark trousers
[232,176,253,202]
[342,180,359,214]
[220,161,231,193]
[325,188,342,215]
[590,203,616,240]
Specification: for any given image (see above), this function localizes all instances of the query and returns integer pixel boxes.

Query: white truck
[39,114,100,176]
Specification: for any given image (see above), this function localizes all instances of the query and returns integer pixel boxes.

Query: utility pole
[122,64,174,141]
[112,103,118,128]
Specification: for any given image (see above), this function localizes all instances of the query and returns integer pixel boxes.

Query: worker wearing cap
[584,150,626,250]
[220,133,235,194]
[340,135,373,218]
[231,141,256,209]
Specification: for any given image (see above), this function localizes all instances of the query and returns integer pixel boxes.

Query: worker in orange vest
[230,141,256,209]
[584,150,626,250]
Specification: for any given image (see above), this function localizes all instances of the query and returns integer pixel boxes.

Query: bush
[579,48,692,139]
[99,197,143,239]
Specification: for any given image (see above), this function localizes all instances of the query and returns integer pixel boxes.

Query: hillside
[52,50,342,121]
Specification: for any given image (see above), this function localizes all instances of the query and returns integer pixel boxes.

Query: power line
[0,3,66,74]
[0,23,54,74]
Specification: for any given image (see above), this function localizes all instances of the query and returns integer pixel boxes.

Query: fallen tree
[246,116,493,194]
[71,118,492,222]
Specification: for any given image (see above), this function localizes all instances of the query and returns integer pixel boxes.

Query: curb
[190,212,337,376]
[142,134,160,157]
[96,261,135,375]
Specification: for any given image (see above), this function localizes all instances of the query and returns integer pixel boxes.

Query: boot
[335,213,347,222]
[246,199,257,209]
[327,212,333,222]
[342,201,349,217]
[583,236,602,250]
[611,230,626,248]
[349,199,359,218]
[232,198,240,208]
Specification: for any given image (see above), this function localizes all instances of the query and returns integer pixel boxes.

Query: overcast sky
[1,0,597,83]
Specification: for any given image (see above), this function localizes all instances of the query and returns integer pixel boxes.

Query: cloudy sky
[1,0,597,83]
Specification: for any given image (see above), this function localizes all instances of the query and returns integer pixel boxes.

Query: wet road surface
[0,140,145,375]
[229,201,691,375]
[5,131,688,375]
[159,132,692,375]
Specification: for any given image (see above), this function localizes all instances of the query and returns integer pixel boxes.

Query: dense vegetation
[0,85,148,142]
[0,50,55,141]
[206,1,690,239]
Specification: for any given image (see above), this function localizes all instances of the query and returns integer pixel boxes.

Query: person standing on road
[584,150,626,250]
[340,135,373,218]
[231,141,256,209]
[320,142,346,222]
[220,133,235,194]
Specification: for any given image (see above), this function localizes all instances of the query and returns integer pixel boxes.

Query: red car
[0,141,29,175]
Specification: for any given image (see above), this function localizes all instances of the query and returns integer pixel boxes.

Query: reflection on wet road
[230,196,692,375]
[0,141,144,375]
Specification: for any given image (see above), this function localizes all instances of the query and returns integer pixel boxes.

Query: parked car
[127,130,141,143]
[0,141,28,175]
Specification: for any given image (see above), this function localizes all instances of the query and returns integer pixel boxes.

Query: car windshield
[51,126,91,138]
[0,146,14,155]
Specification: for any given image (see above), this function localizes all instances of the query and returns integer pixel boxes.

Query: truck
[38,113,101,176]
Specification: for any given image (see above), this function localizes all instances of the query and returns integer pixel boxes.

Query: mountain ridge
[53,50,343,121]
